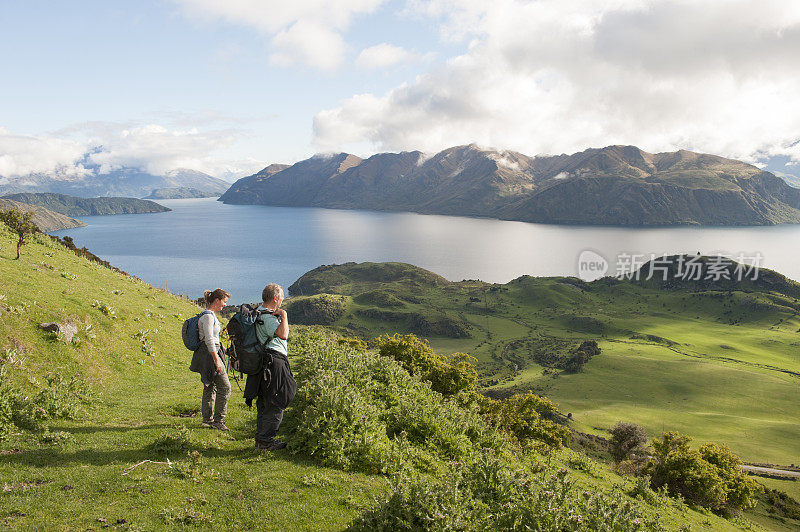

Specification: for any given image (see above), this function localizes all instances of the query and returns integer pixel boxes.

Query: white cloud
[356,43,419,69]
[314,0,800,164]
[174,0,386,70]
[0,127,89,178]
[0,121,262,180]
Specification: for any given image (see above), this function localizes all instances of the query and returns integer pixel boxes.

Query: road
[741,465,800,478]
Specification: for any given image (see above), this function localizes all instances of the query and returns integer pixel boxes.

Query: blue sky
[1,0,800,181]
[0,0,460,175]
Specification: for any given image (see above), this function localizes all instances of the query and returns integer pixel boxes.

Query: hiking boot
[210,420,230,432]
[255,439,287,451]
[201,420,213,428]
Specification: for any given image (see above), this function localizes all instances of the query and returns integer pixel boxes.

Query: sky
[1,0,800,182]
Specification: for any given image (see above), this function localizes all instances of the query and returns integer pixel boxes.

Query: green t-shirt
[254,306,288,356]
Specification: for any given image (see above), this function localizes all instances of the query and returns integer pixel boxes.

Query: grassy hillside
[2,192,170,216]
[0,198,86,231]
[0,231,794,530]
[286,262,800,466]
[0,228,382,530]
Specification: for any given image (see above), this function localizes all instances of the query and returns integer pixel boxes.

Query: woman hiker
[189,288,231,431]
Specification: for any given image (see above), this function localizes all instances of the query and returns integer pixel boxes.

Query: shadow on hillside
[64,423,175,434]
[2,442,322,470]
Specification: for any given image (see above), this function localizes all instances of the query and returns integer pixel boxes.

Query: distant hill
[0,165,230,199]
[220,145,800,226]
[145,187,220,199]
[1,193,169,216]
[0,198,86,231]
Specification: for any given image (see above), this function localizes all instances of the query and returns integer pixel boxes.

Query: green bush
[283,330,505,474]
[609,421,648,463]
[351,451,662,531]
[477,392,571,450]
[0,367,91,437]
[286,294,347,325]
[647,432,761,515]
[148,426,202,455]
[374,334,477,396]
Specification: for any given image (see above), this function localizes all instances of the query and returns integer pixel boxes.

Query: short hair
[262,283,283,303]
[204,288,230,306]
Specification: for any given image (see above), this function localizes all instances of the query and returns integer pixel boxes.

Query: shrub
[351,451,662,531]
[609,422,648,463]
[0,368,91,437]
[283,330,505,474]
[34,372,93,419]
[563,340,601,373]
[286,294,347,325]
[149,426,201,455]
[478,392,570,450]
[647,432,761,515]
[374,334,477,396]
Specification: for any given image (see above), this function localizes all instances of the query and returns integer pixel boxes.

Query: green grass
[286,263,800,466]
[0,229,792,530]
[0,228,382,530]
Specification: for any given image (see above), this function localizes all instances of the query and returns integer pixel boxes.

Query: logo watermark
[577,250,609,281]
[576,251,763,282]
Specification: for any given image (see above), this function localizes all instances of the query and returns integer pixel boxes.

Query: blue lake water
[52,198,800,303]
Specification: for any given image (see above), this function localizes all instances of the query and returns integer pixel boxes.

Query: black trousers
[255,392,284,442]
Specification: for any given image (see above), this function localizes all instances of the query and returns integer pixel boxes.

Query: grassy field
[0,228,382,530]
[286,262,800,465]
[0,228,796,530]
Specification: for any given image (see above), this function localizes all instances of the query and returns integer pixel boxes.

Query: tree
[609,421,648,463]
[0,208,39,260]
[647,431,761,515]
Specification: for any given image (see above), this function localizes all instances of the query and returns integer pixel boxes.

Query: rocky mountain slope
[220,145,800,226]
[0,166,229,199]
[144,187,220,199]
[0,198,86,231]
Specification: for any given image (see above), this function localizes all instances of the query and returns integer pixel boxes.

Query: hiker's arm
[274,309,289,340]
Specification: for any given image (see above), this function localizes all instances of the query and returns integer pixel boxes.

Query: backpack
[181,310,213,351]
[226,304,274,375]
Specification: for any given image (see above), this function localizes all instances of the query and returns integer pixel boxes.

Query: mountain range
[220,145,800,226]
[0,165,229,199]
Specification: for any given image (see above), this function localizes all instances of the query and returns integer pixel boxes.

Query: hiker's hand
[215,359,224,374]
[274,308,287,317]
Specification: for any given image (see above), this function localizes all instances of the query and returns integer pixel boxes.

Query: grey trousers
[201,370,231,423]
[255,393,284,442]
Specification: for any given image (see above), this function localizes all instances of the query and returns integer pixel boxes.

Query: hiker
[189,288,232,431]
[244,283,295,451]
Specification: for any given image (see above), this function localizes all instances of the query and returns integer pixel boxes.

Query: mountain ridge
[220,144,800,226]
[1,193,170,216]
[0,165,230,199]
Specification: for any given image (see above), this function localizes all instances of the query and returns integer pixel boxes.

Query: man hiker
[244,283,296,451]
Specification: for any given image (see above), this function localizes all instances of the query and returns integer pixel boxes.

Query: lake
[51,198,800,302]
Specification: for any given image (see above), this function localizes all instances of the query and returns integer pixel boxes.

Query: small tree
[609,421,648,463]
[647,431,761,515]
[0,208,39,260]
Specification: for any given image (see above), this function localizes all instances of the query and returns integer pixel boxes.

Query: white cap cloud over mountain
[173,0,385,70]
[313,0,800,163]
[0,127,90,179]
[0,123,261,180]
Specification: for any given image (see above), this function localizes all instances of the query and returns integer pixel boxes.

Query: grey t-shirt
[198,311,220,353]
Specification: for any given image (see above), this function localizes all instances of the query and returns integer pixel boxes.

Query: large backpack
[181,310,212,351]
[226,304,274,375]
